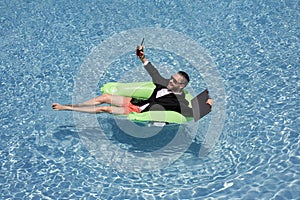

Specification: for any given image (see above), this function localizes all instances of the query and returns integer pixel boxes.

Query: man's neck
[171,89,183,94]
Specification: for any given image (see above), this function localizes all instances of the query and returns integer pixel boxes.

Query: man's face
[167,73,187,92]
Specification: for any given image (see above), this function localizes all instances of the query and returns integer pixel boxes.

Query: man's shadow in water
[52,126,80,140]
[53,119,204,157]
[100,118,204,155]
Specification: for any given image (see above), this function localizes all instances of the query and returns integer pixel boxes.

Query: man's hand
[206,98,213,107]
[137,50,145,59]
[136,45,144,58]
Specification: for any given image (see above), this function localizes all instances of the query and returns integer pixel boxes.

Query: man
[52,49,213,116]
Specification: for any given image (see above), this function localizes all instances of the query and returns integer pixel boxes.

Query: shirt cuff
[143,61,149,66]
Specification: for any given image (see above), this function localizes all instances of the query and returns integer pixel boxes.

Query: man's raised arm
[136,48,168,86]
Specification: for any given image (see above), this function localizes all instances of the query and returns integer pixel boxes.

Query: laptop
[191,89,212,122]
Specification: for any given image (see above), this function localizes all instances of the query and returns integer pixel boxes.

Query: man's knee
[95,106,112,113]
[96,93,112,103]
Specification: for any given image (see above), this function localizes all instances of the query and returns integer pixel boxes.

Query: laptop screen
[191,89,212,122]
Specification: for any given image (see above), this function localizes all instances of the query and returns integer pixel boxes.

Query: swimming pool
[1,0,299,199]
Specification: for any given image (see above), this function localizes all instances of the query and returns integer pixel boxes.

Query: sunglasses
[171,76,185,85]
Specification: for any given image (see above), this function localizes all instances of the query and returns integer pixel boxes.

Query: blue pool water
[1,0,299,199]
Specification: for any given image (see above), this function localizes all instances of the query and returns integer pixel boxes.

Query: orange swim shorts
[122,98,141,115]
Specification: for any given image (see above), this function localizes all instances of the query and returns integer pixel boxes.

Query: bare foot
[52,103,68,111]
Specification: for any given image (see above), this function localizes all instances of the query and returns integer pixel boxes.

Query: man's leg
[67,93,114,107]
[65,94,129,107]
[52,103,115,113]
[52,94,132,114]
[52,103,129,114]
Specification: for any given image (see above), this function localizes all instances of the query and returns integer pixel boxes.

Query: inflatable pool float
[100,82,193,124]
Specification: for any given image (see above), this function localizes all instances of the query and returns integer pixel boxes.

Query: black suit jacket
[131,62,193,117]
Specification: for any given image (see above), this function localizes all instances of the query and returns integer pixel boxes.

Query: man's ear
[179,84,186,90]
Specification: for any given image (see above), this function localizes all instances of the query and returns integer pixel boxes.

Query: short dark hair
[178,71,190,84]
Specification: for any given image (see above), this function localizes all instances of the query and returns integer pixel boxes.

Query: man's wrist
[140,55,147,64]
[143,60,149,66]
